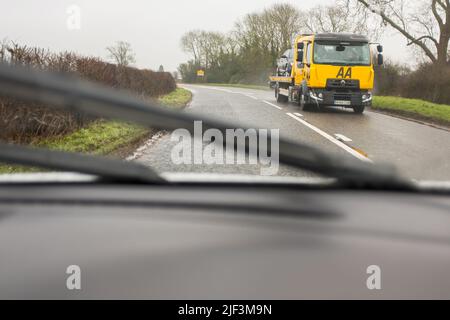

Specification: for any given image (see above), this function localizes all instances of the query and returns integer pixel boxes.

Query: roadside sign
[197,70,205,77]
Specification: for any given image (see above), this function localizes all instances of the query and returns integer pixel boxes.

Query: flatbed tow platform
[269,76,292,84]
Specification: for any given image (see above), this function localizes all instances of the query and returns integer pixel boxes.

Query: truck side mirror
[296,43,304,62]
[377,53,383,65]
[296,50,303,62]
[377,45,383,53]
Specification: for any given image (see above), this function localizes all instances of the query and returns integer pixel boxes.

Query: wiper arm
[0,143,166,184]
[0,63,411,188]
[319,62,347,66]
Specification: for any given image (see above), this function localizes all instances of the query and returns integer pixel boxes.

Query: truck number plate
[334,100,351,106]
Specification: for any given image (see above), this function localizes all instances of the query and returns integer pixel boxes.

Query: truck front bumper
[309,89,372,107]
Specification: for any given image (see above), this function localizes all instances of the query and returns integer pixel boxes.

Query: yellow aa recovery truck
[269,33,383,113]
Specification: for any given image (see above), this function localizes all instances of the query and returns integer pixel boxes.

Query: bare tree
[303,3,378,37]
[355,0,450,65]
[180,30,230,69]
[231,3,304,71]
[106,41,136,67]
[180,30,202,64]
[266,3,303,51]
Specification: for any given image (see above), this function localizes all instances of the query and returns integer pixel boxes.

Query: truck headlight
[309,91,323,101]
[362,93,372,102]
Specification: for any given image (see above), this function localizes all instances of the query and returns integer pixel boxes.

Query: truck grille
[326,79,360,90]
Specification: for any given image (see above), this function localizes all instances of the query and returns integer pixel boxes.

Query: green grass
[37,121,148,155]
[0,87,192,174]
[372,96,450,124]
[200,83,270,91]
[159,87,192,108]
[0,121,147,174]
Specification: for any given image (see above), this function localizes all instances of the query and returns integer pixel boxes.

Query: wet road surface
[135,84,450,181]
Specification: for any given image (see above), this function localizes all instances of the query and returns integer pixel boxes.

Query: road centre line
[334,133,352,142]
[285,113,372,162]
[219,88,236,93]
[262,100,283,110]
[294,112,303,117]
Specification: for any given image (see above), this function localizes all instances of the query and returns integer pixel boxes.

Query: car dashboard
[0,179,449,299]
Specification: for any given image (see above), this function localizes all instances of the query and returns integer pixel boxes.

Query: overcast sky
[2,0,411,72]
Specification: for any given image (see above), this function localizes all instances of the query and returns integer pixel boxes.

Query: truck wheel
[277,92,288,103]
[353,105,365,114]
[300,93,312,111]
[275,83,288,103]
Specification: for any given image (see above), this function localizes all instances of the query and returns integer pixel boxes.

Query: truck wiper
[345,62,370,66]
[318,62,347,66]
[0,63,411,188]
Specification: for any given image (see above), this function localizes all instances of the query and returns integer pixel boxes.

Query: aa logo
[336,67,352,78]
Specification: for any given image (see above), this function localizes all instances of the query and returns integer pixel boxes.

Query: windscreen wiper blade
[0,143,166,184]
[0,63,410,188]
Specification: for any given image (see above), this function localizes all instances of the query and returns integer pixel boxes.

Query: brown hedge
[0,42,176,143]
[374,61,450,105]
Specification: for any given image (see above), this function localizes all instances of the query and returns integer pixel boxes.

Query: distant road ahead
[136,84,450,181]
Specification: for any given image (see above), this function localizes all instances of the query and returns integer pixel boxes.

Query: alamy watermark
[170,121,279,175]
[66,264,81,290]
[63,263,380,291]
[66,4,81,30]
[366,265,381,290]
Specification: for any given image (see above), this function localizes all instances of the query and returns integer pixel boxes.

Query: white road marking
[294,112,303,117]
[126,131,167,161]
[334,133,352,142]
[217,88,235,93]
[232,91,246,94]
[242,93,258,100]
[262,100,283,110]
[286,113,372,162]
[198,86,235,93]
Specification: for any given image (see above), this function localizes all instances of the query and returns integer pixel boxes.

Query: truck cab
[270,33,383,113]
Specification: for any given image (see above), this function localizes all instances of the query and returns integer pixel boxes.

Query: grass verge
[372,96,450,127]
[0,87,192,174]
[159,87,192,108]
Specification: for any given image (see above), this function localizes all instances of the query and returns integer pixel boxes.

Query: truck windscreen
[313,41,370,66]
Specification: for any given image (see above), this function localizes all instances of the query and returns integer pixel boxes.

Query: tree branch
[407,35,439,48]
[357,0,437,63]
[436,0,448,10]
[432,0,444,28]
